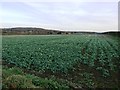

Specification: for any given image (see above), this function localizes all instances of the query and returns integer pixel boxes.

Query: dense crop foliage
[2,35,120,77]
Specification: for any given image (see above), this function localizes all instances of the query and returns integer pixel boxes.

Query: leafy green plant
[2,35,120,77]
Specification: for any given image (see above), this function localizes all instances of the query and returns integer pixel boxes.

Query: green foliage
[2,67,24,79]
[3,75,35,88]
[2,35,120,77]
[2,67,68,89]
[26,74,68,89]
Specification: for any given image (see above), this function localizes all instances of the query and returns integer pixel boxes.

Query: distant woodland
[1,27,120,36]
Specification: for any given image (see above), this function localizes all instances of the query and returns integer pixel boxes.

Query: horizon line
[0,26,119,33]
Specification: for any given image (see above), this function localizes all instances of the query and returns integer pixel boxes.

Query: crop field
[2,34,120,88]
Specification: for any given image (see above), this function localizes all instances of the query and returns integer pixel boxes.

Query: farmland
[2,34,120,88]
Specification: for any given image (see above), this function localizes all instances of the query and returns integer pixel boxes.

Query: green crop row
[2,35,120,77]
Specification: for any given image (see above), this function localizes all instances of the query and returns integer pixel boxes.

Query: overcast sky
[0,0,118,32]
